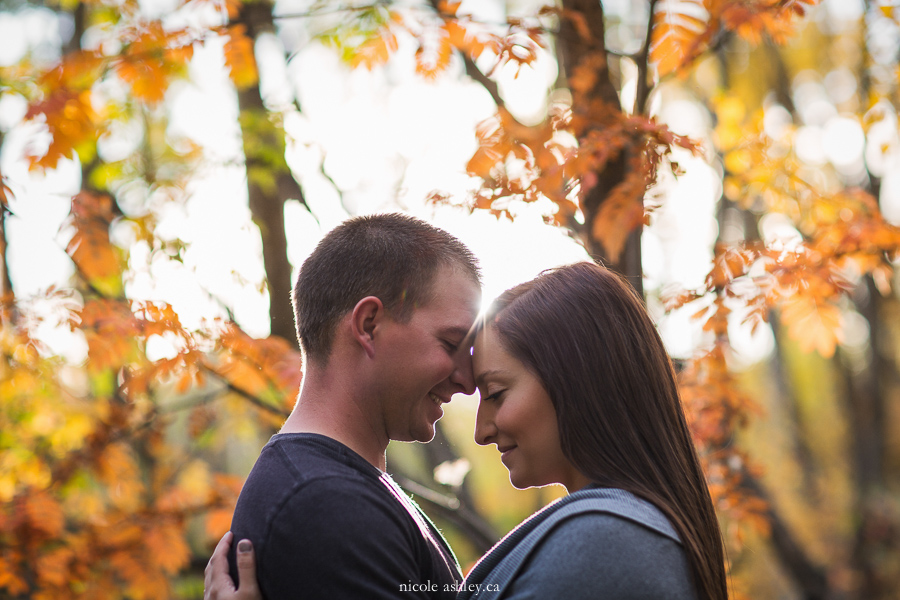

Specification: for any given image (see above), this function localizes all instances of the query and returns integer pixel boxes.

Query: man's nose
[449,349,476,395]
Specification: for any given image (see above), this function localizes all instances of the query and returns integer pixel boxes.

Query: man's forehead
[432,271,481,308]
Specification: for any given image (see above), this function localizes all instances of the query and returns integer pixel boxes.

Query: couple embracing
[204,213,728,600]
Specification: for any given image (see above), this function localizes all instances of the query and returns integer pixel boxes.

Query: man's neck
[280,368,389,471]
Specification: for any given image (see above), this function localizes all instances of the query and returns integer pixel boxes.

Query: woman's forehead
[473,325,511,366]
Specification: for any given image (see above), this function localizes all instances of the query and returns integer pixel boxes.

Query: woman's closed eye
[481,389,504,402]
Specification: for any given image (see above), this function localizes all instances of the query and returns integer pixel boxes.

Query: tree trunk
[557,0,641,296]
[235,1,307,346]
[839,277,895,600]
[740,470,831,600]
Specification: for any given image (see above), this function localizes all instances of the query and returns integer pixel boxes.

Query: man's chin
[392,422,438,444]
[415,427,438,444]
[412,420,439,443]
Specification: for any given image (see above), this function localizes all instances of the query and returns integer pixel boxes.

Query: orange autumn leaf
[43,50,105,91]
[416,35,453,79]
[720,0,819,45]
[351,28,399,70]
[23,491,65,538]
[213,324,303,411]
[223,0,242,20]
[441,18,499,63]
[63,192,123,297]
[444,19,469,49]
[0,170,13,207]
[780,293,842,357]
[115,22,194,104]
[110,549,171,600]
[224,24,258,90]
[437,0,462,16]
[0,557,28,596]
[649,0,710,77]
[24,89,97,171]
[115,60,169,104]
[205,508,234,541]
[146,522,191,574]
[591,170,646,263]
[706,245,755,288]
[34,547,74,588]
[96,442,144,510]
[74,299,141,372]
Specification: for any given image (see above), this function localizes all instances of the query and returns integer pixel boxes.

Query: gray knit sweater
[459,488,698,600]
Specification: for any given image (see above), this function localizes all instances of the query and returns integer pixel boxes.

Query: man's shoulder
[234,433,389,512]
[239,433,377,490]
[228,435,423,583]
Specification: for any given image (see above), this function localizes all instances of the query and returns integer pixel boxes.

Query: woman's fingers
[203,532,262,600]
[205,532,236,599]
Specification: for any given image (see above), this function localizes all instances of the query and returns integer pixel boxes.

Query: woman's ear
[350,296,384,359]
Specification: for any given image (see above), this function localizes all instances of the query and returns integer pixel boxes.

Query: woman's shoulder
[505,510,697,600]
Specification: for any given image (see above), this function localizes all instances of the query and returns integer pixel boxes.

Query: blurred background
[1,0,899,598]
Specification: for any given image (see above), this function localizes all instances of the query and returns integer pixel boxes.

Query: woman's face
[472,325,589,492]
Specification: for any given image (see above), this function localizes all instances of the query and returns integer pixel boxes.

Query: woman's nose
[474,400,497,446]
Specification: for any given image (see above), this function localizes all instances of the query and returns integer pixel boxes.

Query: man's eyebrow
[439,326,471,339]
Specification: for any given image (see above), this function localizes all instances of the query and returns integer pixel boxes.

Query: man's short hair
[292,213,481,363]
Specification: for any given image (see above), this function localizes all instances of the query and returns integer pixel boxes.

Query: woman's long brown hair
[486,261,728,600]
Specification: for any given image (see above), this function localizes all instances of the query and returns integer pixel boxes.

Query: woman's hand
[204,532,262,600]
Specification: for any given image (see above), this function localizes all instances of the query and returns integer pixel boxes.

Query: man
[212,214,482,599]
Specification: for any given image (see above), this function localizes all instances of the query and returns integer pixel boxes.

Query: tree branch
[0,129,14,302]
[462,54,504,109]
[422,0,505,109]
[200,361,292,420]
[393,473,499,555]
[633,0,659,115]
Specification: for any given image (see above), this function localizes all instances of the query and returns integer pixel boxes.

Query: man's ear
[350,296,385,359]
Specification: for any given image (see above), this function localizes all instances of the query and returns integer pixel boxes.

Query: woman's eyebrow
[475,368,508,387]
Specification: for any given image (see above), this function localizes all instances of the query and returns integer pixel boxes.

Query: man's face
[377,266,481,443]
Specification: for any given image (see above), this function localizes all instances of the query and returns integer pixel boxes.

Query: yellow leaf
[176,459,211,502]
[48,412,94,456]
[224,25,258,90]
[724,149,752,174]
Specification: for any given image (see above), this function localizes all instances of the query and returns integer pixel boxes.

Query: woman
[206,261,728,599]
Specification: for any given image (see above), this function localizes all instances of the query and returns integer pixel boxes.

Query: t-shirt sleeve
[502,513,698,600]
[257,476,434,600]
